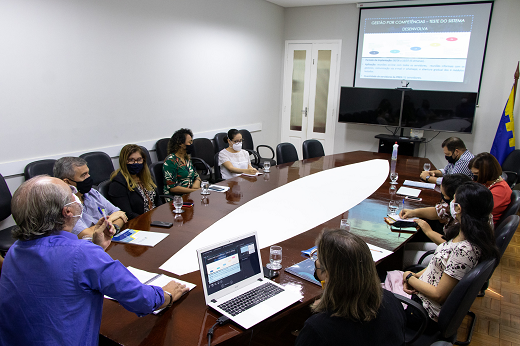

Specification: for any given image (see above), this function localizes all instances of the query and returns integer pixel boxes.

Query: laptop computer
[196,232,303,329]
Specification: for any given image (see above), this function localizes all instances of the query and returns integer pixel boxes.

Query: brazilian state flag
[491,85,516,165]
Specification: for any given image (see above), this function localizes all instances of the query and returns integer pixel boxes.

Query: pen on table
[370,248,383,253]
[402,198,405,212]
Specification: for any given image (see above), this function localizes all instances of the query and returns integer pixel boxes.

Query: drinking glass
[340,219,350,231]
[201,180,210,195]
[388,200,399,216]
[266,245,282,270]
[263,161,271,173]
[390,172,398,185]
[423,163,431,172]
[389,184,397,195]
[172,195,184,214]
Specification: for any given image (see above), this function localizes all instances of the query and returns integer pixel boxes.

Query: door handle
[302,107,308,117]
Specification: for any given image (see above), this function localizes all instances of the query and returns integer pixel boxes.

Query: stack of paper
[403,180,436,189]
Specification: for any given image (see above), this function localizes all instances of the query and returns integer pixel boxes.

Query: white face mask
[449,200,459,219]
[232,142,243,151]
[64,194,83,219]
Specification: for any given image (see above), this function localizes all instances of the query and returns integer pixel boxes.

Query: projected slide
[360,15,473,83]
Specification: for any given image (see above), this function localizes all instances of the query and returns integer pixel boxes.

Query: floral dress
[163,153,200,194]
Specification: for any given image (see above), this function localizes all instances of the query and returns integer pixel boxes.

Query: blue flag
[491,85,516,165]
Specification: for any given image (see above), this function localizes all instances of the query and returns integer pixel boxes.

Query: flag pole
[514,61,519,106]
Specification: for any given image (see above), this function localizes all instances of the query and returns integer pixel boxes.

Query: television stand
[375,134,425,157]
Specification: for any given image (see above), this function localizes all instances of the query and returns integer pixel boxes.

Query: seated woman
[296,229,406,346]
[108,144,159,221]
[469,152,512,225]
[385,182,499,328]
[218,129,257,180]
[399,174,471,266]
[163,128,201,194]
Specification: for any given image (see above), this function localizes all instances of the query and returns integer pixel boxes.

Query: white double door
[281,40,341,159]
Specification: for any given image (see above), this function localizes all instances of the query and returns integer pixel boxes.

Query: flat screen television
[400,90,477,133]
[338,87,403,127]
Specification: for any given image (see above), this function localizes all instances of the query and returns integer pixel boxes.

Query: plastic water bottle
[390,142,398,173]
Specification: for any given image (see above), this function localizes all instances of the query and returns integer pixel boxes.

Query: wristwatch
[425,175,430,182]
[405,273,414,282]
[164,291,173,308]
[113,224,121,235]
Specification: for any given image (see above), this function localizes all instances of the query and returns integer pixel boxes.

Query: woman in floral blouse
[163,128,201,195]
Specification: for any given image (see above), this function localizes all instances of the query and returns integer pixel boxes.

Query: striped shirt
[437,150,474,185]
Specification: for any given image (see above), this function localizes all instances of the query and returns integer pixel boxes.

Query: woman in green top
[163,128,201,194]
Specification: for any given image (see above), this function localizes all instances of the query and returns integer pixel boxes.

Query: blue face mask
[127,163,144,175]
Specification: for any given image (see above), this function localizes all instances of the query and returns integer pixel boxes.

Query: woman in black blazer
[109,144,160,220]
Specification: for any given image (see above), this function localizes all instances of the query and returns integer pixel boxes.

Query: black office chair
[0,174,16,255]
[24,159,57,180]
[97,179,111,200]
[192,138,215,183]
[302,139,325,159]
[239,129,276,167]
[149,161,177,202]
[276,142,299,165]
[495,215,519,259]
[213,152,223,182]
[501,149,520,188]
[139,146,153,167]
[395,258,496,346]
[496,190,520,229]
[79,151,115,186]
[155,138,170,161]
[213,133,229,153]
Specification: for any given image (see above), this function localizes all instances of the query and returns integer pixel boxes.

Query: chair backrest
[302,139,325,159]
[155,138,170,161]
[276,142,299,165]
[495,214,520,259]
[24,159,57,180]
[213,152,223,182]
[192,138,215,168]
[149,161,164,194]
[497,190,520,228]
[79,151,115,186]
[238,129,254,151]
[139,146,153,167]
[0,173,12,222]
[97,179,111,200]
[213,133,229,153]
[502,149,520,177]
[437,258,496,338]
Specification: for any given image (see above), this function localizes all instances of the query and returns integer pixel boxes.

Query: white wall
[284,0,520,170]
[0,0,285,228]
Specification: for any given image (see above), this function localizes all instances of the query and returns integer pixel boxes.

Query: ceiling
[264,0,400,8]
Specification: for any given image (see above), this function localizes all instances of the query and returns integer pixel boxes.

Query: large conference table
[100,151,440,346]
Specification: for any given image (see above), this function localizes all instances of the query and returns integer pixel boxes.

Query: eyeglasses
[127,158,144,164]
[231,139,243,144]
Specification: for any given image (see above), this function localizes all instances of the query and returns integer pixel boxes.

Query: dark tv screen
[400,90,477,133]
[338,87,402,127]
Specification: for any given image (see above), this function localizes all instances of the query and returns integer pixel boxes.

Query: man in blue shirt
[0,176,187,345]
[420,137,474,185]
[54,156,128,239]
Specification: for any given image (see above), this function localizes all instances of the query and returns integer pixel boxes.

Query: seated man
[0,176,188,345]
[420,137,474,185]
[54,157,128,238]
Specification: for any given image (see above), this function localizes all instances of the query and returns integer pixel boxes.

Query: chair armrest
[503,171,518,188]
[191,157,212,176]
[418,250,435,265]
[245,149,260,167]
[256,144,275,160]
[393,293,429,345]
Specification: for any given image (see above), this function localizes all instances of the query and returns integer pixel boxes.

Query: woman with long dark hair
[296,229,406,345]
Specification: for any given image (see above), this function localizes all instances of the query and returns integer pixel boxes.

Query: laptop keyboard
[217,282,284,316]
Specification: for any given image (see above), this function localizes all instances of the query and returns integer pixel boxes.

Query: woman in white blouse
[218,129,258,180]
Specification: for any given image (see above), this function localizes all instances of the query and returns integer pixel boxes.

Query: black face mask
[472,175,479,182]
[313,268,321,282]
[445,154,457,164]
[185,144,195,155]
[70,176,94,195]
[127,163,144,175]
[441,194,451,204]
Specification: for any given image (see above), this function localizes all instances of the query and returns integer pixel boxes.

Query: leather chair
[155,138,170,161]
[149,161,176,201]
[302,139,325,159]
[79,151,115,186]
[495,215,519,259]
[0,174,16,255]
[395,258,496,345]
[239,129,276,167]
[213,133,229,153]
[501,149,520,188]
[276,142,299,165]
[192,138,215,183]
[139,146,153,167]
[213,152,223,182]
[97,179,111,200]
[496,190,520,229]
[24,159,57,180]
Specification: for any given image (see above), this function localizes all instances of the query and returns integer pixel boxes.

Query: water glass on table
[389,172,398,185]
[201,180,210,195]
[340,219,350,231]
[388,200,399,216]
[423,162,431,172]
[267,245,282,270]
[263,161,271,173]
[172,195,184,214]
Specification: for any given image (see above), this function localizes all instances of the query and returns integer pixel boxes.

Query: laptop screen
[200,234,261,296]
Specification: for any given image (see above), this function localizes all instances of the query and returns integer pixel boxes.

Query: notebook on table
[196,232,303,329]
